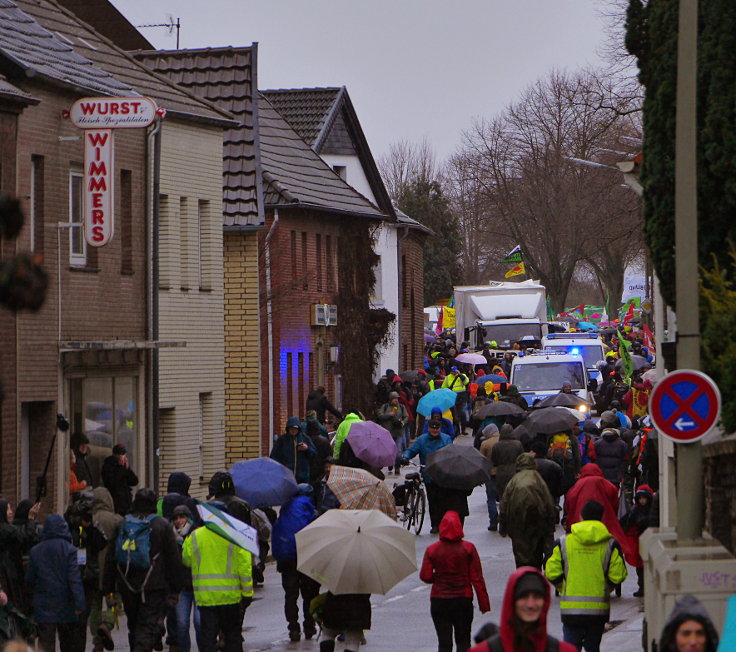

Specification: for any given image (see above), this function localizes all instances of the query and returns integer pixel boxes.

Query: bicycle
[393,462,426,535]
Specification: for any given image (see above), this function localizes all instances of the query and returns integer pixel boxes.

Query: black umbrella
[523,407,580,435]
[615,355,651,371]
[535,393,591,409]
[425,445,492,491]
[474,401,526,420]
[399,370,420,384]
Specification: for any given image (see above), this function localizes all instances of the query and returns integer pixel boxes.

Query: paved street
[101,434,643,652]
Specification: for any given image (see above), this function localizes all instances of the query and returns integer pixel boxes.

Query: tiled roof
[4,0,232,125]
[136,46,262,228]
[396,207,433,236]
[0,73,38,103]
[261,87,342,149]
[138,47,386,225]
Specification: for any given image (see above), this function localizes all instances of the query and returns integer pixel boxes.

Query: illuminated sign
[69,97,158,129]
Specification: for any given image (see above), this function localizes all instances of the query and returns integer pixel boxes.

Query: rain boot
[319,642,335,652]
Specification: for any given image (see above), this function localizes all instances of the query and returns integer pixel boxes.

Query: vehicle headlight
[579,404,589,412]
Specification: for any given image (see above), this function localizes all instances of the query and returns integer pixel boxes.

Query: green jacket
[545,519,627,620]
[498,453,556,537]
[182,527,253,607]
[332,413,363,458]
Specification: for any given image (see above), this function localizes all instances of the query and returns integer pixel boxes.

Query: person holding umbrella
[420,510,491,652]
[401,417,453,534]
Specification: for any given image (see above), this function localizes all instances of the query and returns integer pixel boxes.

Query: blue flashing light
[571,347,580,355]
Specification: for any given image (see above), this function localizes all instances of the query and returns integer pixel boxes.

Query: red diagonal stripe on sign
[662,387,705,427]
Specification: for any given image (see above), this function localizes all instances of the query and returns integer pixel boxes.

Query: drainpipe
[147,119,162,492]
[396,225,410,368]
[264,210,279,449]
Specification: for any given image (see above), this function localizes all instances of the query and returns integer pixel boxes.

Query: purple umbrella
[346,421,398,468]
[424,333,435,343]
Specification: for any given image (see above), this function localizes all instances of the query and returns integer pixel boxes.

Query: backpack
[115,513,157,571]
[486,633,560,651]
[548,433,573,466]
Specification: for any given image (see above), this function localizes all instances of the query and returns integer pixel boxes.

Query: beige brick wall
[157,120,226,497]
[223,232,262,464]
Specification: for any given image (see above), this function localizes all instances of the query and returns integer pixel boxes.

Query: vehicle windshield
[545,345,603,368]
[481,323,543,348]
[512,362,586,391]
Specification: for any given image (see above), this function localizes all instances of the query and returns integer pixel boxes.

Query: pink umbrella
[455,352,487,365]
[346,421,398,468]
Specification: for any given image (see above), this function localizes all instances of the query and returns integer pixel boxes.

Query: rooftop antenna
[136,15,181,49]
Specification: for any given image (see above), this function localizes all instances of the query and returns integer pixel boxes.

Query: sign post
[68,96,159,248]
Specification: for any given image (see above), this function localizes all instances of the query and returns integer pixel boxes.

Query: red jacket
[420,511,491,613]
[563,464,636,562]
[469,567,577,652]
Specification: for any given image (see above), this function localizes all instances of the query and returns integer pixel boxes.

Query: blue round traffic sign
[649,369,721,443]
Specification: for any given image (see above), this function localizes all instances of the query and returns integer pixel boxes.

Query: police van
[510,350,594,413]
[541,332,606,388]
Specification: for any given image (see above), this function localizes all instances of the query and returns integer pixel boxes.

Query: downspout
[264,210,279,447]
[396,225,410,368]
[147,119,162,493]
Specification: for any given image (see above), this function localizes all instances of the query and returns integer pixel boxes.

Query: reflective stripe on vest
[557,536,613,616]
[191,534,241,593]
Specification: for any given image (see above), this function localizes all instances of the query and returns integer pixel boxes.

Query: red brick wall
[400,231,427,371]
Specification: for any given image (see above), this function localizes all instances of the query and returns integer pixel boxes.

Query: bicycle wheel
[412,486,426,535]
[403,486,415,531]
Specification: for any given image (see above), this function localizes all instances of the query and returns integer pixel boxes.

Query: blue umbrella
[475,374,508,386]
[230,457,298,508]
[576,321,597,331]
[416,388,457,417]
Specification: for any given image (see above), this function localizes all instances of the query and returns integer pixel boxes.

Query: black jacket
[101,457,139,515]
[306,390,341,422]
[535,457,563,500]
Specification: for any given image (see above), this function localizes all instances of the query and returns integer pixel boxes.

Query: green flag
[617,335,634,379]
[605,290,611,318]
[501,245,522,263]
[546,295,554,321]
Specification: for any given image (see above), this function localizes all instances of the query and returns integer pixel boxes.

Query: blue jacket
[402,433,453,483]
[272,495,317,562]
[270,417,317,483]
[26,515,85,623]
[421,416,455,438]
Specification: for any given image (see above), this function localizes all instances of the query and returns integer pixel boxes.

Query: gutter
[264,210,280,448]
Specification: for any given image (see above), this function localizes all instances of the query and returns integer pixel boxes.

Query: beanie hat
[172,504,193,519]
[70,432,90,449]
[131,488,157,515]
[389,391,400,399]
[581,499,604,521]
[112,443,127,455]
[514,571,547,599]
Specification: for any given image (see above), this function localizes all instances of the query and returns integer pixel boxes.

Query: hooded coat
[332,413,364,459]
[159,472,199,522]
[101,454,139,516]
[420,511,490,611]
[564,464,636,562]
[0,498,37,613]
[491,425,524,498]
[271,495,317,563]
[620,485,654,568]
[270,417,317,483]
[26,515,85,623]
[658,594,719,652]
[469,567,577,652]
[594,429,628,485]
[499,454,557,540]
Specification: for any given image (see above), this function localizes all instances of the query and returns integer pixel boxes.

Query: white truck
[454,279,548,351]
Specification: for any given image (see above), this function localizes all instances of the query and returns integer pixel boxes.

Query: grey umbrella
[615,355,651,371]
[536,393,591,409]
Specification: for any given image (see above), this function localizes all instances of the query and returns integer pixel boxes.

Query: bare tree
[378,138,438,201]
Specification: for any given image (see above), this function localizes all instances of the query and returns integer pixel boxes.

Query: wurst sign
[68,96,160,247]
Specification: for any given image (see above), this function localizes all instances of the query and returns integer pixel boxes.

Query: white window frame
[69,169,85,266]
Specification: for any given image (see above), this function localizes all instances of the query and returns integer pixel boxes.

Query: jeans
[485,478,498,528]
[166,591,201,652]
[563,619,606,652]
[430,597,473,652]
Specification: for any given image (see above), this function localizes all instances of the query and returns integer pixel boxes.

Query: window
[120,170,133,274]
[301,231,308,290]
[315,234,322,291]
[198,200,210,290]
[291,231,297,289]
[69,169,85,265]
[30,155,44,253]
[286,352,293,416]
[326,235,333,291]
[159,195,170,289]
[298,352,305,416]
[180,197,189,290]
[333,165,346,181]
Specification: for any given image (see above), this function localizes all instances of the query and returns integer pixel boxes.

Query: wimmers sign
[68,97,161,247]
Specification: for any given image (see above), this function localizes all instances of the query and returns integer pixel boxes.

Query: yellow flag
[443,307,455,328]
[505,262,525,278]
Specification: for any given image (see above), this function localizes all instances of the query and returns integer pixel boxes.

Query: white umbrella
[455,352,488,365]
[296,509,416,595]
[197,502,260,557]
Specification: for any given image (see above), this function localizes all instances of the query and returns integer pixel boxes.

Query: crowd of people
[0,323,726,652]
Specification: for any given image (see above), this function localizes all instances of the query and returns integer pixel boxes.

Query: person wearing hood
[158,472,199,523]
[423,406,455,439]
[490,425,524,502]
[469,567,577,652]
[499,454,557,569]
[101,444,139,516]
[0,498,39,616]
[658,594,719,652]
[377,391,409,474]
[270,417,317,484]
[594,428,628,486]
[71,432,97,488]
[563,464,636,563]
[331,410,364,459]
[501,384,528,409]
[306,386,342,423]
[420,511,490,651]
[102,488,186,652]
[479,423,500,531]
[620,485,654,597]
[272,484,320,643]
[529,440,563,506]
[545,499,627,652]
[89,488,122,652]
[26,514,86,652]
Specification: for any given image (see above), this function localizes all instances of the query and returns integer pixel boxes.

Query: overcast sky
[111,0,612,163]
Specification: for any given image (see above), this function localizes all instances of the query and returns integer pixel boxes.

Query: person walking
[545,499,627,652]
[376,391,409,474]
[469,567,577,652]
[270,417,317,484]
[306,386,342,423]
[272,485,320,642]
[420,511,491,652]
[316,592,371,652]
[101,444,139,516]
[102,488,185,652]
[401,417,453,533]
[26,514,86,652]
[490,425,524,504]
[594,428,628,487]
[658,594,719,652]
[498,453,557,569]
[479,424,500,531]
[182,505,253,652]
[206,472,252,526]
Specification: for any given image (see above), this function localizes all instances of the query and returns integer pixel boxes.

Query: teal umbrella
[416,388,457,417]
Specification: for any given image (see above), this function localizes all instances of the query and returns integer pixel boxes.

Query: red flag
[642,323,655,351]
[623,302,635,324]
[435,307,443,335]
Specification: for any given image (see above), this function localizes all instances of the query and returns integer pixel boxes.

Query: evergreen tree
[397,179,462,306]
